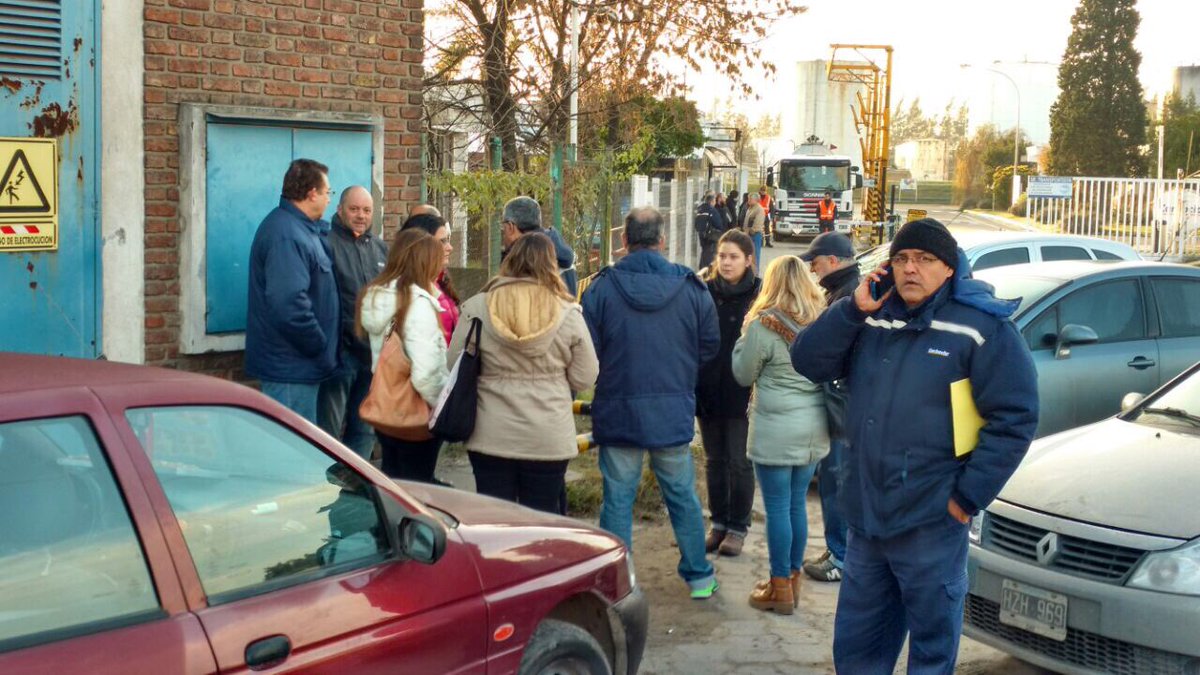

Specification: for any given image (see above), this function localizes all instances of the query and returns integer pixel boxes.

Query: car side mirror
[399,514,446,565]
[1120,392,1146,413]
[853,173,864,189]
[1054,323,1099,360]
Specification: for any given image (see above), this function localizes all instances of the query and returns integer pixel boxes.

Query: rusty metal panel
[0,0,98,356]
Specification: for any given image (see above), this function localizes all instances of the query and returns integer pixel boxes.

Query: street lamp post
[962,64,1022,206]
[569,1,580,160]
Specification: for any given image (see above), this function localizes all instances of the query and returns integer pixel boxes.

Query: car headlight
[1127,539,1200,596]
[969,512,985,545]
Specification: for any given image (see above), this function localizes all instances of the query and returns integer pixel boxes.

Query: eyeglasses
[889,253,941,267]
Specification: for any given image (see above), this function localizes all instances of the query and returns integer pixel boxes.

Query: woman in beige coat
[447,233,598,513]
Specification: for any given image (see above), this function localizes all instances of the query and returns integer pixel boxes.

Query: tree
[889,98,970,178]
[1047,0,1147,177]
[1149,93,1200,177]
[425,0,807,165]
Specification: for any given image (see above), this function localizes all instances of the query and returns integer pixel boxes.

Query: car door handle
[1127,357,1156,370]
[245,635,291,670]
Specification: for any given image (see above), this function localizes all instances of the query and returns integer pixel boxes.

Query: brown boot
[704,529,726,553]
[748,577,794,615]
[789,570,802,609]
[717,532,744,557]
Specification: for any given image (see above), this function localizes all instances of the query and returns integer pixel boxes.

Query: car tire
[517,619,612,675]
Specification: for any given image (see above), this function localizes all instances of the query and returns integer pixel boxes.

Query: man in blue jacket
[582,207,721,600]
[791,219,1038,674]
[500,196,578,297]
[245,158,339,424]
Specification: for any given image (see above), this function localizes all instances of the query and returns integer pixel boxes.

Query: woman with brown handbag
[358,229,449,481]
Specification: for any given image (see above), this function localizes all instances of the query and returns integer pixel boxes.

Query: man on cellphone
[791,218,1038,674]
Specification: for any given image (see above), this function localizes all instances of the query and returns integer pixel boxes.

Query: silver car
[964,361,1200,674]
[976,260,1200,437]
[855,230,1141,273]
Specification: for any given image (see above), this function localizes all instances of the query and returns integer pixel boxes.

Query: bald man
[408,203,442,218]
[318,185,387,459]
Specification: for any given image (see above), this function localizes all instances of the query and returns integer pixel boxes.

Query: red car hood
[400,482,625,590]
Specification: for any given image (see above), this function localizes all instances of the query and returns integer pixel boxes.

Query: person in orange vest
[757,186,777,248]
[817,189,838,233]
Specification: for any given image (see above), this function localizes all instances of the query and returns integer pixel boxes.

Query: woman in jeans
[449,234,598,513]
[732,255,829,613]
[358,229,449,481]
[400,213,460,344]
[695,229,760,556]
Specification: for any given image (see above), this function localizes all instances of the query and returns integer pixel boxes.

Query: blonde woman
[731,255,830,614]
[448,233,598,513]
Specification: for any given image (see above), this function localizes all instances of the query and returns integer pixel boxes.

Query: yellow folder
[951,378,985,458]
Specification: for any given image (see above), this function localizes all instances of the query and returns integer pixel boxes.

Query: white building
[1173,65,1200,103]
[779,60,865,171]
[894,139,948,181]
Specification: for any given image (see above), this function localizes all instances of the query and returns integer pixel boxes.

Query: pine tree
[1047,0,1148,177]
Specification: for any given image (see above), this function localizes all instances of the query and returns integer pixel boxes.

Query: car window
[125,406,390,603]
[972,247,1030,271]
[1091,248,1125,261]
[1022,307,1058,351]
[1152,278,1200,338]
[1040,245,1092,262]
[0,416,160,650]
[1055,279,1145,343]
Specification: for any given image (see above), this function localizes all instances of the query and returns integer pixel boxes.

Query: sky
[692,0,1200,144]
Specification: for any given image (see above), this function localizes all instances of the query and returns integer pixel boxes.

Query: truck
[766,140,863,238]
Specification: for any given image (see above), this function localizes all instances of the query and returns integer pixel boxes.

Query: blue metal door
[0,1,100,357]
[205,122,372,335]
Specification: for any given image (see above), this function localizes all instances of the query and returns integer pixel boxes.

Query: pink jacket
[436,275,460,344]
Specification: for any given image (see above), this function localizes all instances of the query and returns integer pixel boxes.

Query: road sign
[1028,176,1073,199]
[1153,188,1200,231]
[0,137,58,251]
[906,208,927,223]
[899,178,918,191]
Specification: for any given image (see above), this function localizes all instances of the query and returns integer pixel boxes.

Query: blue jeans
[751,232,763,274]
[317,353,377,459]
[833,519,970,675]
[754,462,818,579]
[598,444,715,589]
[817,439,848,568]
[260,380,320,424]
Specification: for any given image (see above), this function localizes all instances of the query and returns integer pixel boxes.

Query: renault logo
[1036,532,1061,566]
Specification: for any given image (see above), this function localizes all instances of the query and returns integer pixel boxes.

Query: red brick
[145,7,181,23]
[180,11,204,26]
[167,25,207,42]
[234,33,273,48]
[204,13,243,30]
[263,81,302,96]
[168,0,211,9]
[264,51,302,66]
[295,69,330,83]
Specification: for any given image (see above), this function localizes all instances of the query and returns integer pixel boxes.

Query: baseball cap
[800,232,855,261]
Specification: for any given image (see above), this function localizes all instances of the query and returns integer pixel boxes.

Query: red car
[0,355,646,674]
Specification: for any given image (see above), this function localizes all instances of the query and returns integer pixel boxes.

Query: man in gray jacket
[317,186,386,458]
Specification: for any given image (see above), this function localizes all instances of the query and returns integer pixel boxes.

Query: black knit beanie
[889,218,958,269]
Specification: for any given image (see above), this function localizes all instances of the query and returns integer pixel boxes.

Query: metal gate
[0,0,100,357]
[1026,177,1200,258]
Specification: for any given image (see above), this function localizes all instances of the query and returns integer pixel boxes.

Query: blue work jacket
[581,249,720,449]
[791,250,1038,538]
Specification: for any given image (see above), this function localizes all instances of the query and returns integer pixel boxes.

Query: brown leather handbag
[359,325,433,441]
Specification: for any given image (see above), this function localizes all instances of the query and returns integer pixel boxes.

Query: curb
[964,209,1040,232]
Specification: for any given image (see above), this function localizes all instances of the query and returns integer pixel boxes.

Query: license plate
[999,579,1068,641]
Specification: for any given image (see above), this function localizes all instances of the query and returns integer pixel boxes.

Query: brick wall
[142,0,423,377]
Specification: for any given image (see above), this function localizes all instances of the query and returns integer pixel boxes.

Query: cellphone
[869,265,895,301]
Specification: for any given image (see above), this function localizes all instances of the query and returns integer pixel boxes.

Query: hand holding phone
[855,262,893,313]
[869,263,895,301]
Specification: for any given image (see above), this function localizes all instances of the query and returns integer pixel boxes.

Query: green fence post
[490,136,503,276]
[551,143,564,234]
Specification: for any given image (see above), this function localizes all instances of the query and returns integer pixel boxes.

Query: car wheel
[517,619,612,675]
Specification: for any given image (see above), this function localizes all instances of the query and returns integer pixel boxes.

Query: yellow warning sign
[0,137,58,252]
[906,208,927,223]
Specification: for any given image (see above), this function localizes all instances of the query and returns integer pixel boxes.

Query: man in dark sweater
[798,232,859,582]
[317,186,387,458]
